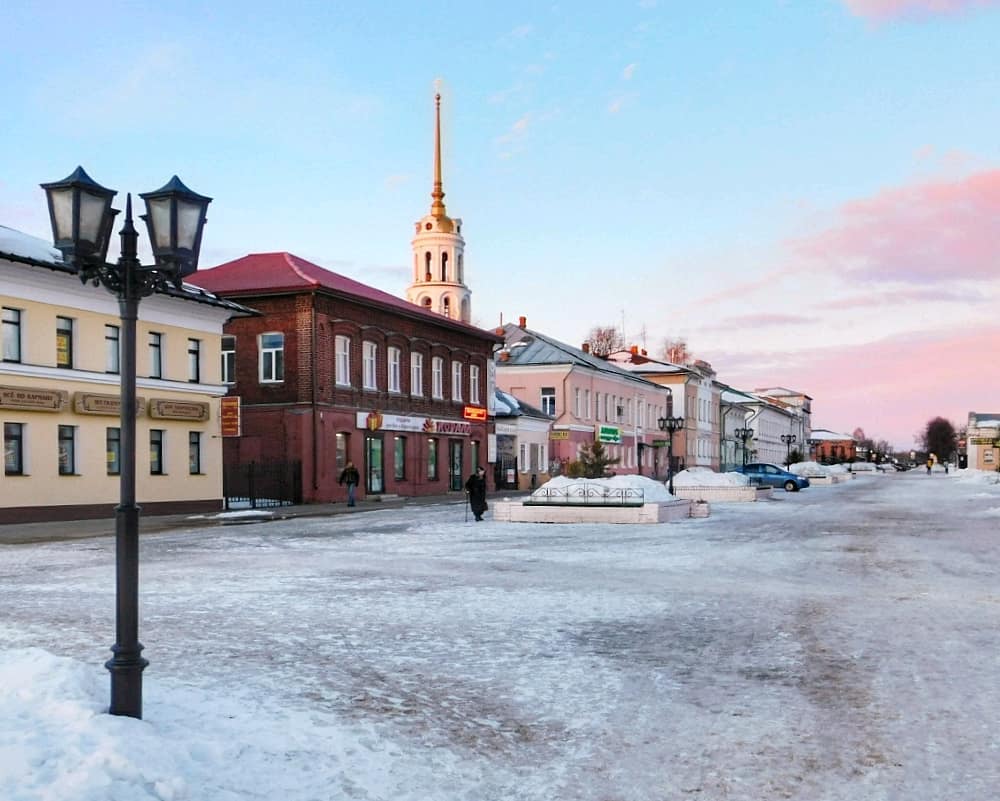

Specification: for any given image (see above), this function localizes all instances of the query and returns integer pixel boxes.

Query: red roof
[189,252,498,339]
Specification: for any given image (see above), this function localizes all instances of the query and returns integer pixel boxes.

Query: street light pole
[658,415,685,495]
[735,427,753,467]
[41,167,211,719]
[780,433,797,466]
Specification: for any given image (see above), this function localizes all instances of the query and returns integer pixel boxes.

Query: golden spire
[430,92,448,219]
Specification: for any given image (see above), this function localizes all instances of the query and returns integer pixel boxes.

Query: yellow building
[1,226,252,523]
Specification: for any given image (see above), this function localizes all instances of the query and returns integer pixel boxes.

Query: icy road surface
[2,470,999,800]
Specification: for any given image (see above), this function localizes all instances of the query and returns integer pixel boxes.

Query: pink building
[495,321,674,478]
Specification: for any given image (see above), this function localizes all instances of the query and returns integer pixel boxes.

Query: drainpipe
[311,298,319,493]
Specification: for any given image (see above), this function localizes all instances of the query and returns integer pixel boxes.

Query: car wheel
[784,480,798,492]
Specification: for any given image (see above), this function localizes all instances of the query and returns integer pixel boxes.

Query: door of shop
[449,440,463,491]
[365,434,384,494]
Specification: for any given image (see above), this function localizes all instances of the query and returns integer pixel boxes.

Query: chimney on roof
[518,315,527,328]
[582,342,590,354]
[494,327,504,336]
[630,345,639,355]
[641,349,647,356]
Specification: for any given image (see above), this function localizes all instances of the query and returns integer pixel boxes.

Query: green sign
[598,425,621,444]
[652,439,669,447]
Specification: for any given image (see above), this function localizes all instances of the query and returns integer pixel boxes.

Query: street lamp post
[735,427,754,467]
[780,433,797,466]
[41,167,211,719]
[657,415,685,495]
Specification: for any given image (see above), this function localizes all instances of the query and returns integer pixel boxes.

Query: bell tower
[406,93,470,323]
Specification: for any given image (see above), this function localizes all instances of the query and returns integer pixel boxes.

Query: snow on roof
[809,429,855,441]
[493,388,553,420]
[0,225,62,264]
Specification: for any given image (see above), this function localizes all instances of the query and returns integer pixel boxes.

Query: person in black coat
[465,466,488,521]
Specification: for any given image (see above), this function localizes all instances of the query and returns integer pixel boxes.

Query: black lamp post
[735,427,754,467]
[780,433,797,466]
[41,166,211,719]
[657,415,685,495]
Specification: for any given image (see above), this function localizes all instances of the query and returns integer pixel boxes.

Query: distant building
[808,428,857,463]
[492,388,553,490]
[965,412,1000,471]
[1,225,250,523]
[495,321,672,478]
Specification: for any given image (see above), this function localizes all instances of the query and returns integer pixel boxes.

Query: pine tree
[566,439,620,479]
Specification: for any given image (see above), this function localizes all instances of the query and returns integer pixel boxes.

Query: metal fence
[224,460,302,509]
[524,482,645,507]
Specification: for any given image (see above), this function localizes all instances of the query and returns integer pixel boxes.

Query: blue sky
[3,0,1000,446]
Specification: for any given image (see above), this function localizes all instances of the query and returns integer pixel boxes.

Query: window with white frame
[594,392,601,421]
[411,352,424,396]
[541,387,556,416]
[188,338,201,383]
[148,332,163,378]
[105,324,120,374]
[363,341,378,389]
[2,308,21,363]
[221,336,235,384]
[56,316,74,369]
[451,361,463,401]
[259,332,284,382]
[388,346,401,393]
[335,335,351,386]
[432,356,444,398]
[58,425,76,475]
[585,390,591,419]
[470,364,480,404]
[574,388,582,418]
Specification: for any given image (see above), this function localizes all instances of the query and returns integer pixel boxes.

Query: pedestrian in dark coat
[465,466,488,521]
[338,460,360,507]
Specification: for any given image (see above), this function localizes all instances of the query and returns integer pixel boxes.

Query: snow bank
[533,474,674,501]
[788,461,833,478]
[672,467,749,487]
[0,225,62,263]
[954,468,1000,488]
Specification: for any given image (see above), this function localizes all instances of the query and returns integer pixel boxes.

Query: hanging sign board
[220,396,242,436]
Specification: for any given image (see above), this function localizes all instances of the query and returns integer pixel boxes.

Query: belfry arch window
[425,252,432,281]
[441,252,448,282]
[442,296,451,317]
[422,297,432,310]
[457,253,464,283]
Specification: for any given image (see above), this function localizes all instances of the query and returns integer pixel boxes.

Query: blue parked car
[732,463,810,492]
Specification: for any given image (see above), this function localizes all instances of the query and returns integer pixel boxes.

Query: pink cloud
[793,169,1000,284]
[710,325,1000,448]
[815,287,986,310]
[700,313,811,332]
[843,0,1000,21]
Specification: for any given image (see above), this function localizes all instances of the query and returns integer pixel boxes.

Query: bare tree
[586,325,625,357]
[660,337,690,364]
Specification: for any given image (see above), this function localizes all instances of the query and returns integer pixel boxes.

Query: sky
[2,0,999,448]
[3,471,1000,799]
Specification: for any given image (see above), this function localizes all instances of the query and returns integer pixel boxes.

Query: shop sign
[970,436,1000,445]
[0,385,67,412]
[549,430,570,440]
[495,422,517,436]
[149,399,210,421]
[73,392,145,417]
[652,439,669,447]
[463,405,487,422]
[598,425,621,444]
[220,396,241,437]
[356,411,472,436]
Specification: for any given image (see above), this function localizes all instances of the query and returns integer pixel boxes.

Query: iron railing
[224,460,302,509]
[524,482,645,507]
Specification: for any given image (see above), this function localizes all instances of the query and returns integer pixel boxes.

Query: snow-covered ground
[3,470,1000,800]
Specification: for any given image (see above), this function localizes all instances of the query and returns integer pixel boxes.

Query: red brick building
[189,252,501,503]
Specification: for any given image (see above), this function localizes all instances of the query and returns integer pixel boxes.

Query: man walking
[338,460,360,507]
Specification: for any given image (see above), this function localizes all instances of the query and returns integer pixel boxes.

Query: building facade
[1,226,247,522]
[492,388,553,490]
[809,428,857,463]
[965,412,1000,471]
[496,321,673,478]
[189,252,501,503]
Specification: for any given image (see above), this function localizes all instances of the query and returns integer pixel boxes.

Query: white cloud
[623,62,638,80]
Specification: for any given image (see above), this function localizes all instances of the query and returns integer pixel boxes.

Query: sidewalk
[0,490,531,545]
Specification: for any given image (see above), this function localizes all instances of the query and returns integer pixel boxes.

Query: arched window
[442,296,451,317]
[457,253,463,283]
[461,297,470,322]
[424,252,432,281]
[422,297,432,309]
[441,252,448,282]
